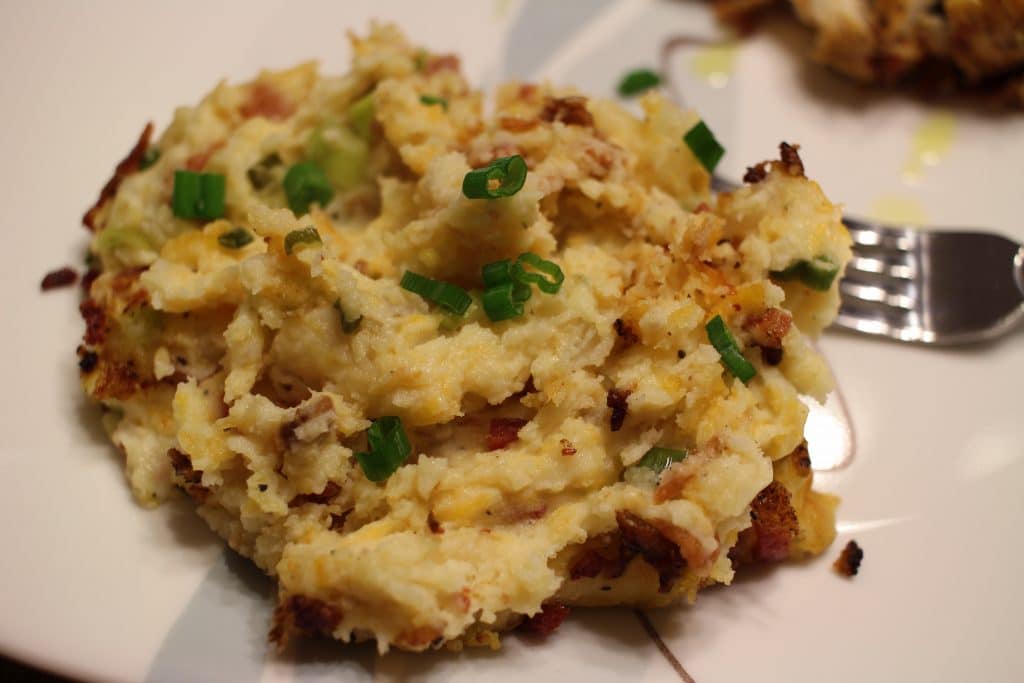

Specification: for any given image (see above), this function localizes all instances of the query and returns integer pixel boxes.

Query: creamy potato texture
[78,25,851,652]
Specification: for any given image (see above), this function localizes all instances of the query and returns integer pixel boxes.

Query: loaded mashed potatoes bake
[77,25,850,652]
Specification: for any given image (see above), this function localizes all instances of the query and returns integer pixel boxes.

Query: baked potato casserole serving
[77,25,850,652]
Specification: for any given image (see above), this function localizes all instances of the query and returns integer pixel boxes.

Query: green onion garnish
[140,147,161,170]
[511,252,564,295]
[705,314,757,383]
[333,299,362,334]
[683,120,725,174]
[636,447,687,473]
[284,226,322,255]
[462,155,527,199]
[419,94,448,111]
[400,271,472,315]
[355,416,412,482]
[771,256,840,291]
[246,153,282,190]
[347,93,376,141]
[217,227,253,249]
[481,282,526,321]
[172,170,226,220]
[617,68,661,97]
[283,161,334,216]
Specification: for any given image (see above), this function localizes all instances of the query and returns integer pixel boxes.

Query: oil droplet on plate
[690,42,738,89]
[869,195,928,226]
[902,111,956,185]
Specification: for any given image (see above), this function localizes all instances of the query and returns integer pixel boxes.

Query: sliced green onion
[771,256,840,291]
[246,153,282,190]
[140,147,161,170]
[636,447,687,473]
[706,315,757,383]
[172,170,226,220]
[512,252,564,295]
[400,271,472,315]
[284,226,322,255]
[347,93,376,141]
[617,68,661,97]
[481,258,531,301]
[217,227,253,249]
[283,161,334,216]
[462,155,527,199]
[355,416,412,482]
[419,94,448,111]
[683,120,725,174]
[333,299,362,334]
[482,282,526,321]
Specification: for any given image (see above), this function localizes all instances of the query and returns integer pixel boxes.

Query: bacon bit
[486,417,529,451]
[269,595,343,647]
[240,81,295,121]
[288,481,341,507]
[77,347,99,373]
[82,122,153,232]
[616,510,687,592]
[539,96,594,127]
[694,202,711,213]
[613,318,639,346]
[499,115,539,132]
[569,531,630,580]
[427,512,443,534]
[650,518,713,571]
[743,162,768,184]
[81,268,100,293]
[185,141,226,172]
[789,440,812,477]
[519,603,570,636]
[424,53,460,75]
[744,307,792,349]
[606,388,631,432]
[330,510,352,532]
[833,540,864,577]
[518,83,539,100]
[779,142,805,177]
[740,481,799,563]
[653,464,694,504]
[560,438,577,456]
[41,267,78,291]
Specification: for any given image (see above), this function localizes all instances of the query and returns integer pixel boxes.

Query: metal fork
[712,177,1024,344]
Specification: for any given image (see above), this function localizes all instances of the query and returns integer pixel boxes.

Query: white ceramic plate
[2,1,1022,681]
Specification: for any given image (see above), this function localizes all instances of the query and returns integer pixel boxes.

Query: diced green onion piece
[283,161,334,216]
[217,227,253,249]
[482,282,526,321]
[172,170,226,220]
[333,299,362,334]
[512,252,564,295]
[617,68,661,97]
[419,94,448,111]
[635,447,687,473]
[706,315,756,383]
[400,271,472,315]
[347,93,376,141]
[355,416,412,482]
[284,226,322,255]
[683,120,725,174]
[770,256,840,291]
[140,147,160,170]
[306,123,369,191]
[246,153,282,190]
[481,258,532,302]
[462,155,527,199]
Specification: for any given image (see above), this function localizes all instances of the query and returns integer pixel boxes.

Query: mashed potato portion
[78,25,850,652]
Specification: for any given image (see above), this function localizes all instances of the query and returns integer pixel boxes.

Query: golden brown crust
[82,122,153,232]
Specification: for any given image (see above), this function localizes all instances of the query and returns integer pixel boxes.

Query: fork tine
[845,222,919,252]
[839,278,917,310]
[835,297,930,342]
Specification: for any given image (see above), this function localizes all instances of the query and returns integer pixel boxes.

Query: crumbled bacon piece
[616,510,686,592]
[269,595,343,647]
[606,388,631,432]
[539,96,594,127]
[41,267,78,290]
[424,54,460,75]
[744,307,792,349]
[288,481,341,507]
[560,438,577,456]
[82,122,153,231]
[833,540,864,577]
[569,531,630,580]
[743,162,768,184]
[240,82,294,121]
[744,481,799,563]
[486,417,528,451]
[779,142,805,177]
[613,318,639,345]
[519,603,570,636]
[79,299,107,346]
[81,268,100,293]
